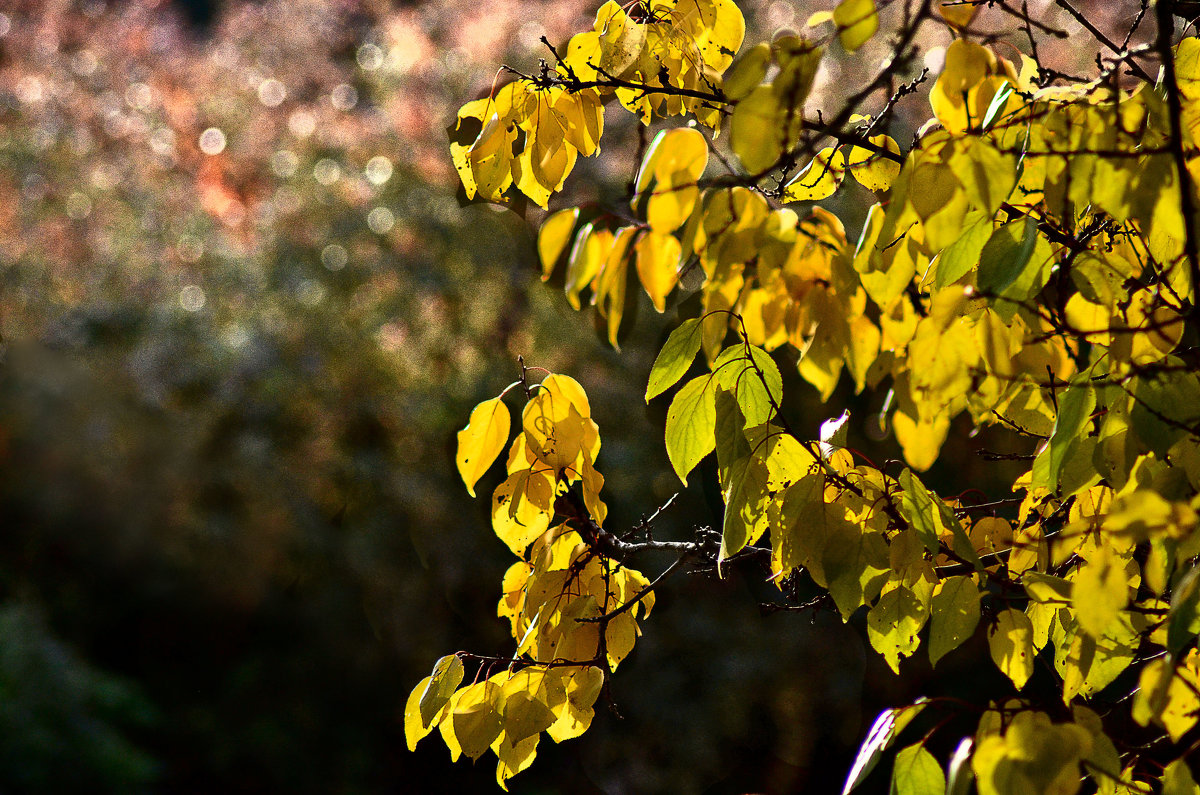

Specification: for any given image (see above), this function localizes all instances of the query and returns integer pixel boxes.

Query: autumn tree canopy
[411,0,1200,791]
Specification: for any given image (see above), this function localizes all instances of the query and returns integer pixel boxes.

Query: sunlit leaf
[457,397,512,497]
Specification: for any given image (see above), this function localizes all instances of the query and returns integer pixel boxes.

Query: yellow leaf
[492,469,556,555]
[594,1,646,77]
[833,0,878,52]
[457,397,512,497]
[561,31,602,81]
[635,230,682,312]
[546,665,604,742]
[555,89,604,156]
[848,134,902,193]
[988,608,1035,689]
[495,733,539,790]
[1072,546,1129,639]
[538,208,579,281]
[936,2,977,28]
[593,226,636,349]
[468,112,517,201]
[404,676,442,751]
[730,85,789,174]
[723,41,770,100]
[1133,654,1200,742]
[929,40,997,133]
[564,224,614,310]
[783,146,847,202]
[605,610,639,669]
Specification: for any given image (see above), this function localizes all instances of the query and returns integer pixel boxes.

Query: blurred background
[0,0,1136,792]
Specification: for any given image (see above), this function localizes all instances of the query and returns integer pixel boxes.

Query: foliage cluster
[415,0,1200,791]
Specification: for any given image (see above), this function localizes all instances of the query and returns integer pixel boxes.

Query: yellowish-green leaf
[947,137,1016,216]
[867,585,928,673]
[712,343,783,427]
[1162,758,1200,795]
[452,680,504,760]
[891,743,946,795]
[457,398,512,497]
[724,41,771,100]
[988,608,1035,690]
[833,0,879,52]
[665,374,717,485]
[933,214,991,288]
[1072,546,1129,639]
[1169,566,1200,655]
[929,575,981,667]
[420,654,465,727]
[647,318,703,401]
[977,217,1039,297]
[730,86,787,175]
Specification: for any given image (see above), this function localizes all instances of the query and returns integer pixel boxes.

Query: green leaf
[824,524,890,621]
[1031,384,1096,495]
[897,469,978,566]
[1168,566,1200,656]
[976,217,1038,296]
[665,374,717,485]
[842,700,928,793]
[890,743,945,795]
[712,344,782,426]
[647,318,703,401]
[929,575,981,667]
[715,389,771,561]
[420,655,465,727]
[1130,366,1200,456]
[934,214,991,288]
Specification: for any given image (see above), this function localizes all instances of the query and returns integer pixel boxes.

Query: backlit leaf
[891,743,946,795]
[929,575,981,667]
[457,397,512,497]
[833,0,878,52]
[419,654,465,727]
[988,608,1035,689]
[538,208,579,281]
[665,374,717,485]
[647,318,704,401]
